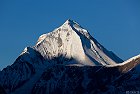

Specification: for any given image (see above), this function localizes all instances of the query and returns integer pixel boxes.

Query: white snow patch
[106,54,140,67]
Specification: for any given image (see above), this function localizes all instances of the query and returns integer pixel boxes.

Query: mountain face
[34,19,123,66]
[0,19,140,94]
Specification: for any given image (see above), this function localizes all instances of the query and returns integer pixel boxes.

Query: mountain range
[0,19,140,94]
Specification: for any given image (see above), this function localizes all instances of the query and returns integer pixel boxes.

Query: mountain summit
[35,19,123,66]
[0,19,140,94]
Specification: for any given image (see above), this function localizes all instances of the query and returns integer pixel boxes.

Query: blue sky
[0,0,140,69]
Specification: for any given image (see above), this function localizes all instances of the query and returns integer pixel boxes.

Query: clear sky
[0,0,140,69]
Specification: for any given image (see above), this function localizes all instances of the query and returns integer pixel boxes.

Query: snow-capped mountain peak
[1,19,140,94]
[63,19,80,26]
[37,19,89,46]
[62,19,89,38]
[34,19,123,66]
[62,19,83,29]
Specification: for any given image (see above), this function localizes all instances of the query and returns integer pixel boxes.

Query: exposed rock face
[0,19,139,94]
[32,66,140,94]
[31,57,140,94]
[31,65,121,94]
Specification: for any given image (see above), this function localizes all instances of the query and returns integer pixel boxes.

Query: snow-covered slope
[3,19,140,94]
[34,19,123,66]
